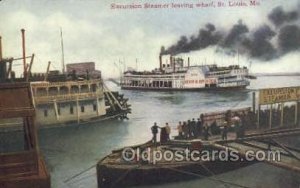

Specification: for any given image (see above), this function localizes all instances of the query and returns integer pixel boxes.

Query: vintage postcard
[0,0,299,188]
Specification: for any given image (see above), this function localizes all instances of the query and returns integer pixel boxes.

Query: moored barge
[96,140,255,187]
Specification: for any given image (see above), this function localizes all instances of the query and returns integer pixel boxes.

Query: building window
[81,106,85,113]
[93,104,97,111]
[70,106,74,114]
[44,110,48,117]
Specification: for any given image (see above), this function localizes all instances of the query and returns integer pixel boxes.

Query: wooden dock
[214,127,300,174]
[0,83,50,188]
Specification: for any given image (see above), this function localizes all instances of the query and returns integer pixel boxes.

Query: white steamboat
[121,55,250,91]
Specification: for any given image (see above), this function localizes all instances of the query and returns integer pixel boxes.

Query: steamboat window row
[43,103,98,117]
[32,83,102,97]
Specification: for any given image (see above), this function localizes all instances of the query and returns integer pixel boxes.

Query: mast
[135,58,138,71]
[237,48,240,65]
[0,36,3,61]
[44,61,51,81]
[60,27,65,74]
[21,29,27,78]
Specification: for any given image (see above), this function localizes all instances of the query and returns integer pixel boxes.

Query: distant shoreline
[255,73,300,77]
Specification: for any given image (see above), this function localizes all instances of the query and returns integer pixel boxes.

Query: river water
[36,76,300,188]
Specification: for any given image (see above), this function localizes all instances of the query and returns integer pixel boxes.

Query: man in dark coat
[196,118,203,137]
[222,121,228,140]
[151,122,160,145]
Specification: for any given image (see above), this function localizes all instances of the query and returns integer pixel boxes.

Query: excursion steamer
[121,55,250,91]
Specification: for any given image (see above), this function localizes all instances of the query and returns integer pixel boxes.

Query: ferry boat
[0,30,131,131]
[121,55,250,91]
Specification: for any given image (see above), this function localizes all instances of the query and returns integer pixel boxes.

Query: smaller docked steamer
[29,62,131,128]
[0,30,131,131]
[121,55,250,91]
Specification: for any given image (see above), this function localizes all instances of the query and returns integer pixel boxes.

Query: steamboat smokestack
[173,57,175,73]
[188,57,190,68]
[0,35,6,81]
[170,55,173,70]
[21,29,26,78]
[0,36,2,61]
[159,54,162,71]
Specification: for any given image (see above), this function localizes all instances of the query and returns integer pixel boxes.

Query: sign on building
[259,86,300,105]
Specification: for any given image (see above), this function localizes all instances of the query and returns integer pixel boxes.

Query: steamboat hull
[0,110,129,132]
[97,160,255,187]
[121,85,247,91]
[96,142,256,187]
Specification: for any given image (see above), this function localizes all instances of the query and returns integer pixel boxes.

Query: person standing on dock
[177,121,183,139]
[200,113,205,126]
[151,122,160,145]
[222,121,228,140]
[160,126,168,143]
[196,118,203,137]
[165,123,171,141]
[187,120,192,139]
[191,118,197,138]
[182,121,188,139]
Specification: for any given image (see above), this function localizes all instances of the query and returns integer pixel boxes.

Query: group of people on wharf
[150,103,300,145]
[150,112,242,145]
[151,120,234,144]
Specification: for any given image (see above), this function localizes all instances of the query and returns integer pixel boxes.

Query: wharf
[0,83,50,188]
[96,125,300,187]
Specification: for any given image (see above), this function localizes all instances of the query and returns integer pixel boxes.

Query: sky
[0,0,299,78]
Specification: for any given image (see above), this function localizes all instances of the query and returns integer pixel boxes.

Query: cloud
[170,46,300,74]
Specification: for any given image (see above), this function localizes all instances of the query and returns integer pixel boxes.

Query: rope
[64,155,110,184]
[159,165,252,188]
[63,164,96,184]
[66,172,96,185]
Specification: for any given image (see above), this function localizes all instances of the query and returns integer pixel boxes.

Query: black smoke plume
[162,6,300,61]
[222,20,249,48]
[160,23,222,55]
[243,25,277,60]
[268,6,298,27]
[278,25,300,53]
